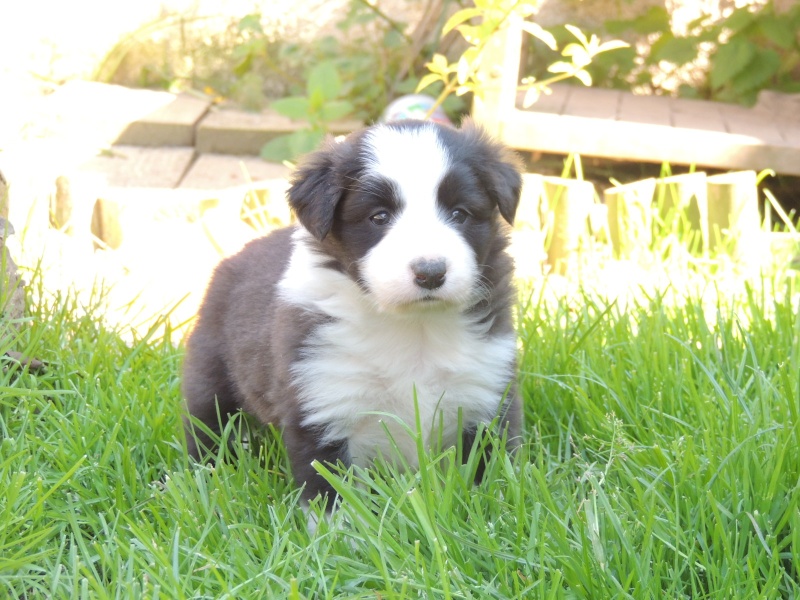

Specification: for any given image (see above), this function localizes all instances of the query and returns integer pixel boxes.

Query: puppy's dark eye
[370,210,390,226]
[450,208,469,224]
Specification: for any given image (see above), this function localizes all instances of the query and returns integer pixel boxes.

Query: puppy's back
[182,227,296,456]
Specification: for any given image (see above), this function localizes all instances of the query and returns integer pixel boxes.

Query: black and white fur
[182,119,523,503]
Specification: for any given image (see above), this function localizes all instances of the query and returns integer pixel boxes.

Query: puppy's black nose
[411,258,447,290]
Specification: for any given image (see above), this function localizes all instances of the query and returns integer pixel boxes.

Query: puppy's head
[287,119,522,312]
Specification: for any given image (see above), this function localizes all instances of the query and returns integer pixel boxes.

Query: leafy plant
[260,60,355,161]
[240,0,459,161]
[418,0,628,113]
[589,1,800,105]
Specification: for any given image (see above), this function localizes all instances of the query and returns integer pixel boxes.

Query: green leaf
[383,28,406,49]
[564,24,589,47]
[724,6,757,36]
[442,8,483,36]
[562,43,591,68]
[416,73,443,93]
[596,40,630,54]
[547,61,575,75]
[288,129,325,158]
[651,36,699,66]
[260,134,294,162]
[709,38,756,89]
[271,97,311,120]
[757,15,796,50]
[457,24,483,45]
[238,13,263,34]
[428,53,450,75]
[308,87,326,112]
[634,6,670,34]
[573,69,592,86]
[604,6,669,35]
[729,48,781,95]
[307,61,342,102]
[456,56,472,85]
[604,18,634,36]
[320,100,354,122]
[522,85,541,108]
[520,22,557,51]
[232,52,253,78]
[261,129,325,162]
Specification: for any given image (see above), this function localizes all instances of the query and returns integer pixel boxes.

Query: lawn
[1,267,799,598]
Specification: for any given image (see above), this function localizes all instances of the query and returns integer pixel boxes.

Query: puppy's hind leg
[182,341,241,462]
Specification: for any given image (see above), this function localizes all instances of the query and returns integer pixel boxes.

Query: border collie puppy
[182,119,523,504]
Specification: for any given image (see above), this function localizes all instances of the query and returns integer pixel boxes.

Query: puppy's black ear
[287,139,345,240]
[459,119,522,226]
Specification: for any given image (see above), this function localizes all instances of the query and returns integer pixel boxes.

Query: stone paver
[77,146,197,188]
[180,154,291,189]
[196,107,362,155]
[25,81,210,149]
[116,93,211,147]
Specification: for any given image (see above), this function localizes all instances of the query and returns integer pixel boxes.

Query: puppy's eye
[370,211,390,226]
[450,208,469,224]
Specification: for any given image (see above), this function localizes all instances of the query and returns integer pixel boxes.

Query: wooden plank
[780,122,800,146]
[472,18,800,176]
[618,93,672,126]
[519,85,571,114]
[562,86,620,119]
[669,97,727,132]
[721,104,785,143]
[496,109,800,175]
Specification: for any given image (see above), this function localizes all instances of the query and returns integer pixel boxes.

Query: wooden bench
[472,17,800,176]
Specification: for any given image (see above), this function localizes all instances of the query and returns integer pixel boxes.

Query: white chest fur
[279,230,517,468]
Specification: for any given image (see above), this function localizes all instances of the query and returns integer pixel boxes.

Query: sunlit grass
[1,263,799,598]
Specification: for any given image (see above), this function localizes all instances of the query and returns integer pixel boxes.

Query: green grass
[1,270,799,599]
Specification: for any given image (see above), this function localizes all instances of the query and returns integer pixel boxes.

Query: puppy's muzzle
[411,258,447,290]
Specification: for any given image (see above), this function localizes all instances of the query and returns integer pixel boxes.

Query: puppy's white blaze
[361,124,478,310]
[363,124,450,204]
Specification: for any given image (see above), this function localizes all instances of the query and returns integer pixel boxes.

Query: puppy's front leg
[281,420,350,505]
[461,392,523,482]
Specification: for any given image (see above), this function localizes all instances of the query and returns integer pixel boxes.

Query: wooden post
[0,170,8,220]
[542,176,595,276]
[706,171,760,259]
[50,175,74,234]
[471,15,522,137]
[91,198,124,250]
[510,174,546,276]
[655,173,708,255]
[604,178,656,260]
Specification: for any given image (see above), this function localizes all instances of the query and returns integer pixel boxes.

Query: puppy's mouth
[401,293,455,311]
